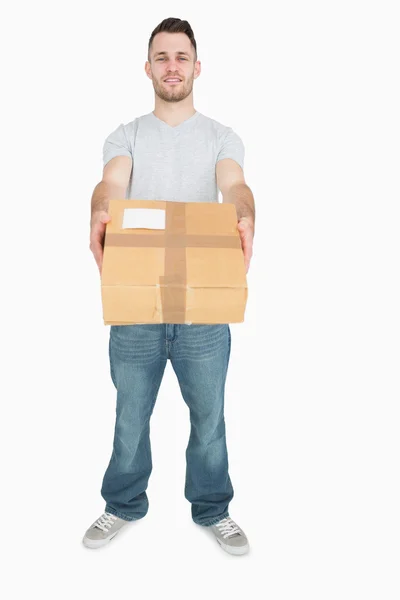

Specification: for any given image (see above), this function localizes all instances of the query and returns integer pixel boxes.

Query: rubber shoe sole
[82,529,121,549]
[215,537,250,555]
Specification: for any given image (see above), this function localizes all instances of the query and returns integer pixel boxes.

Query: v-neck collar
[150,111,199,131]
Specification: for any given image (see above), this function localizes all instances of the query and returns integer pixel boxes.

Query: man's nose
[165,60,181,71]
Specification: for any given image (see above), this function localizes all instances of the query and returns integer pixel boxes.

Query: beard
[152,74,194,103]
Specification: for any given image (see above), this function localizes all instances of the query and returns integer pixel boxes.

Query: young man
[84,17,255,555]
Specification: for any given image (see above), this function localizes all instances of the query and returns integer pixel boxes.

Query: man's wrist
[238,215,255,231]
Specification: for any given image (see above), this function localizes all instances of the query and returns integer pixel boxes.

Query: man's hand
[237,217,254,274]
[90,210,111,274]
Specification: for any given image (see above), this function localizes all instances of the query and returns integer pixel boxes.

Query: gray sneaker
[82,512,130,549]
[209,517,249,555]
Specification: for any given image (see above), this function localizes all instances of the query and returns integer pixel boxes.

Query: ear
[144,61,152,80]
[194,60,201,80]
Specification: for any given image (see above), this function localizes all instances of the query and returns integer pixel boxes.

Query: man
[83,17,255,555]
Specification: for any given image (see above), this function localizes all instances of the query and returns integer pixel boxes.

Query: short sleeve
[216,128,245,169]
[103,123,132,167]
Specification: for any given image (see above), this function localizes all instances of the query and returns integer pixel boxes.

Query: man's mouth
[164,78,182,84]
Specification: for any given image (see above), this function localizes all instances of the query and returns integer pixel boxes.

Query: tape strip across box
[101,199,248,324]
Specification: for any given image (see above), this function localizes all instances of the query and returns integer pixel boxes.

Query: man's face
[145,32,201,103]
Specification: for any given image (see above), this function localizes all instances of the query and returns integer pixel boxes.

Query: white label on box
[122,208,166,230]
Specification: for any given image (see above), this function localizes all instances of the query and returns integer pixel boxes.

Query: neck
[153,95,196,127]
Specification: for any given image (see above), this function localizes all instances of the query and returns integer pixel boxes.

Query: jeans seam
[105,505,140,522]
[109,334,116,386]
[195,512,230,527]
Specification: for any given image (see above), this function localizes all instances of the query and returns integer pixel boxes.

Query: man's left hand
[237,217,254,274]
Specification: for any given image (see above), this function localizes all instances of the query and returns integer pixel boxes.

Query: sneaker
[209,517,249,555]
[82,512,130,549]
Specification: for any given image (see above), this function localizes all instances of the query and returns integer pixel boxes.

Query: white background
[1,1,399,598]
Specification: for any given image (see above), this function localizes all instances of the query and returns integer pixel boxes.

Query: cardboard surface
[101,199,248,324]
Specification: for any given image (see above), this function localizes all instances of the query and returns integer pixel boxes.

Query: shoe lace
[94,512,118,532]
[215,517,242,539]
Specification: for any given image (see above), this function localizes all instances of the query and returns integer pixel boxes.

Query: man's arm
[216,158,255,273]
[90,155,132,273]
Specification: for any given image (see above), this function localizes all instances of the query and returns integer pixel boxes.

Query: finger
[91,224,107,245]
[90,242,103,265]
[90,238,103,253]
[94,252,103,269]
[244,238,253,253]
[242,237,252,253]
[93,220,106,234]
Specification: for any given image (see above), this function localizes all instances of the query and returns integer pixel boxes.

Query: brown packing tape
[106,201,242,324]
[160,202,187,323]
[105,234,240,249]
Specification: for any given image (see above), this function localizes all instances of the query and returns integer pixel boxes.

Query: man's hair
[148,18,197,61]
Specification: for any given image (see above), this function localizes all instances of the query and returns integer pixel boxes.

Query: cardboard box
[101,199,248,324]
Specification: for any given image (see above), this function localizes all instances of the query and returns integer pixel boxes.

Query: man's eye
[156,57,187,61]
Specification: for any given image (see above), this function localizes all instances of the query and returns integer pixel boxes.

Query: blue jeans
[100,323,234,526]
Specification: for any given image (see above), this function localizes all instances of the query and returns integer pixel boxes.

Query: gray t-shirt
[102,111,244,203]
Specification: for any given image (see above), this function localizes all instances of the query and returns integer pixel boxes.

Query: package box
[101,199,248,325]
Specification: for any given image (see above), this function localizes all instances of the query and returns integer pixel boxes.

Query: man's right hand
[90,210,111,274]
